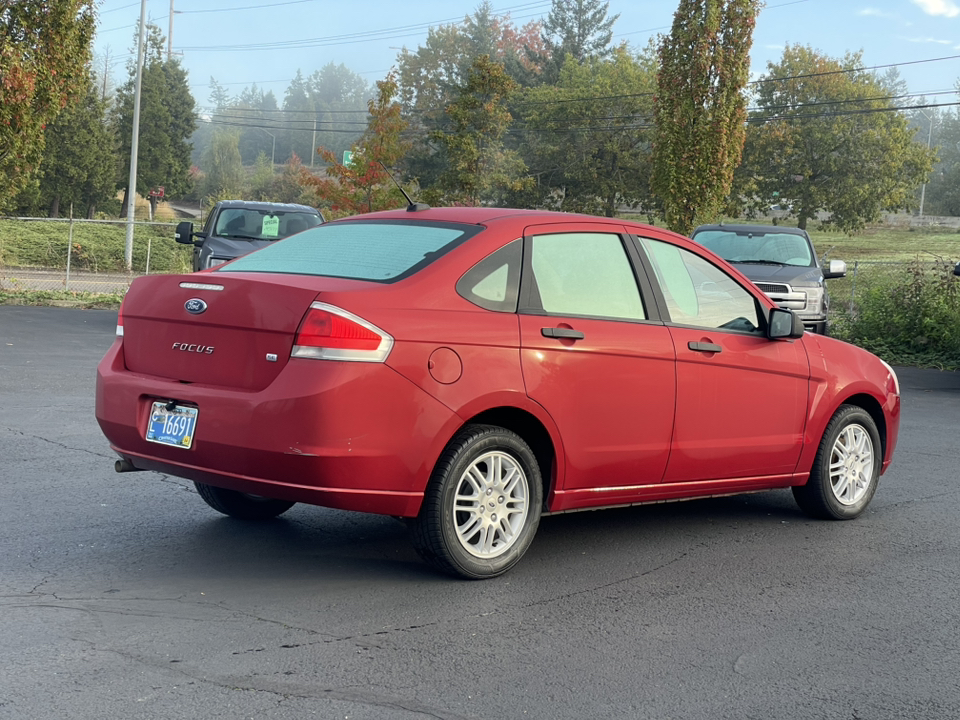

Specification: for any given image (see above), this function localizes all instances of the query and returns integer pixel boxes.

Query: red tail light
[116,301,125,338]
[292,302,393,362]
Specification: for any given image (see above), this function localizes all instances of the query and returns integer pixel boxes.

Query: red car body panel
[95,208,901,520]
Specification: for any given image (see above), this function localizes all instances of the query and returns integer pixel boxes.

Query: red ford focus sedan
[96,207,901,579]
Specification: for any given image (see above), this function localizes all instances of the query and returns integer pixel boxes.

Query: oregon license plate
[146,402,198,449]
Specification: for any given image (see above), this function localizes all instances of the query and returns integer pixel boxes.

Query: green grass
[0,218,193,274]
[807,225,960,263]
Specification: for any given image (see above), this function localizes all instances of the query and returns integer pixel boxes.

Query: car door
[637,235,810,483]
[517,224,677,505]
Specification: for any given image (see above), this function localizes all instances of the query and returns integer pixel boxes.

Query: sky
[93,0,960,115]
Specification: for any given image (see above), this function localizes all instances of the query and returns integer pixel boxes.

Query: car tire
[194,482,295,520]
[410,425,543,579]
[792,405,882,520]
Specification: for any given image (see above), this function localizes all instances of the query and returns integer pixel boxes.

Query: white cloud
[903,35,953,43]
[911,0,960,17]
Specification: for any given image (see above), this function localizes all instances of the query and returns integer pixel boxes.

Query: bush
[831,261,960,369]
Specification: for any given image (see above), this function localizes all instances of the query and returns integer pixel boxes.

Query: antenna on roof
[379,162,430,212]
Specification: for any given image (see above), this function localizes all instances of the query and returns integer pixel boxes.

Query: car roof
[692,223,810,238]
[335,206,601,225]
[216,200,320,214]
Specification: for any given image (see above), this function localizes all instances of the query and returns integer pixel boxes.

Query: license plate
[146,402,198,449]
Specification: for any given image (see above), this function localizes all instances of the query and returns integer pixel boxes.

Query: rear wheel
[194,482,295,520]
[411,425,543,579]
[793,405,881,520]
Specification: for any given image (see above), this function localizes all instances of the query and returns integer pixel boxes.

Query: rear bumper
[96,341,459,516]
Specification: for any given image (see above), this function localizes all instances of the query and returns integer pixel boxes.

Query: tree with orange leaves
[300,74,411,217]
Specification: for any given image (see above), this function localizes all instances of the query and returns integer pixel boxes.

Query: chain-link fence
[0,216,194,295]
[826,259,955,321]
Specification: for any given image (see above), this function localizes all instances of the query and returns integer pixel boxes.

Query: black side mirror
[175,221,194,245]
[768,307,805,339]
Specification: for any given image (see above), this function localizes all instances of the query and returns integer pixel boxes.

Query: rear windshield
[693,229,814,267]
[216,220,479,282]
[214,209,322,240]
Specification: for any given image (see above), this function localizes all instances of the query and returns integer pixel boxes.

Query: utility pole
[311,118,317,167]
[168,0,174,61]
[124,0,148,271]
[919,108,935,219]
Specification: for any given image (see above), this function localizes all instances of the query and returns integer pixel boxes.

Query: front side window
[529,233,646,321]
[644,238,762,334]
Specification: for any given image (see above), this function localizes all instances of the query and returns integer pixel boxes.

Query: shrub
[831,261,960,369]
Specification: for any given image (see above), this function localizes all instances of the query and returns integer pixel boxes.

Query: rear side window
[218,220,478,282]
[456,240,521,312]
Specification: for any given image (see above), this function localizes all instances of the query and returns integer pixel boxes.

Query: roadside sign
[343,151,353,165]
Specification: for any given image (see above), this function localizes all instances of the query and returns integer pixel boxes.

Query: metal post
[168,0,174,61]
[66,204,74,292]
[850,261,858,316]
[124,0,148,271]
[311,118,317,167]
[919,109,934,219]
[146,233,152,275]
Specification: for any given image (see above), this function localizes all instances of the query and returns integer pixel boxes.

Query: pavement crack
[2,426,115,460]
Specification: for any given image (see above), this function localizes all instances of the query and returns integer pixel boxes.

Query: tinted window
[219,221,478,282]
[457,240,521,312]
[644,239,762,334]
[693,229,813,267]
[529,233,646,321]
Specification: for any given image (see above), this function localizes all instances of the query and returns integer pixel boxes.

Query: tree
[113,24,197,215]
[16,70,116,218]
[427,55,530,205]
[300,74,410,217]
[651,0,762,236]
[0,0,95,210]
[395,3,543,187]
[534,0,619,83]
[737,45,936,231]
[519,47,657,217]
[921,106,960,216]
[199,131,244,200]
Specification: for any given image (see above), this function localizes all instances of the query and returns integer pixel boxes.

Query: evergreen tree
[534,0,619,83]
[0,0,96,210]
[114,24,197,215]
[427,56,530,205]
[22,71,116,218]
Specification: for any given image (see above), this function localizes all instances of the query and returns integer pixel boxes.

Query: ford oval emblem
[185,298,207,315]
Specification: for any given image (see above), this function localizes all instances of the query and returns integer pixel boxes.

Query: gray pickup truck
[691,224,846,335]
[175,200,324,271]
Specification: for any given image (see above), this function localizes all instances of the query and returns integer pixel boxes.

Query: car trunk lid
[120,273,339,391]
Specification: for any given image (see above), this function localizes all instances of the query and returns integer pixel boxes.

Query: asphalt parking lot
[1,305,959,719]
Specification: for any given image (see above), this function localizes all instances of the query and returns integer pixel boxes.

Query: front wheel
[195,482,295,520]
[410,425,543,579]
[793,405,882,520]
